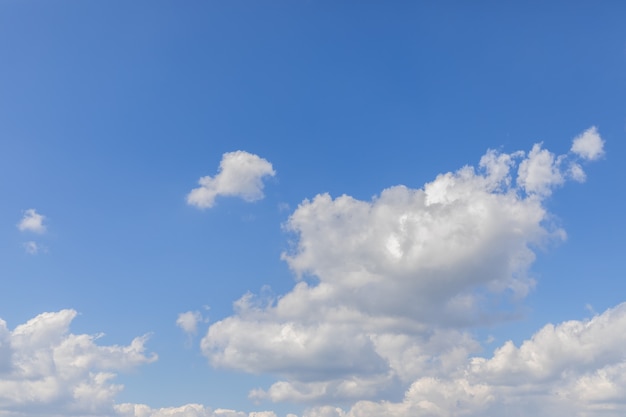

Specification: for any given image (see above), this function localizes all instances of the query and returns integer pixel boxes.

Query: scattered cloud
[176,311,204,335]
[516,143,565,196]
[115,403,277,417]
[187,151,276,209]
[200,128,605,405]
[7,306,626,416]
[3,129,614,417]
[571,126,605,161]
[17,209,46,233]
[0,311,280,417]
[0,310,156,417]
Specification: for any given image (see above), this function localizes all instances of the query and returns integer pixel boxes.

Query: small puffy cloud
[176,311,203,335]
[187,151,276,209]
[516,127,605,195]
[571,126,605,160]
[17,209,46,233]
[201,129,605,405]
[0,309,156,417]
[301,407,346,417]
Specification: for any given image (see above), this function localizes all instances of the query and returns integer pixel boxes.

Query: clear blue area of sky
[1,1,625,415]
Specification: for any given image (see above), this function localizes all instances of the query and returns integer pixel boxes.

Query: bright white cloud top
[187,151,276,209]
[17,209,46,234]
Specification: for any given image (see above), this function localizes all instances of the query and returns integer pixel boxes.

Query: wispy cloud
[187,151,276,209]
[22,241,41,255]
[115,404,278,417]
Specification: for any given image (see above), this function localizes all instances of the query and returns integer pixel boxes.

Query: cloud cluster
[0,311,286,417]
[201,129,605,405]
[115,404,278,417]
[22,240,42,255]
[304,302,626,417]
[0,310,156,417]
[187,151,276,209]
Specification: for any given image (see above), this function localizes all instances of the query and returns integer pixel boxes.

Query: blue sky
[1,2,625,416]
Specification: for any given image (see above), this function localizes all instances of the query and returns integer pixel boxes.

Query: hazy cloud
[187,151,276,209]
[17,209,46,233]
[22,241,41,255]
[176,311,203,335]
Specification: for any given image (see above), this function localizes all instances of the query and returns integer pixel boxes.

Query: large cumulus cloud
[201,128,605,404]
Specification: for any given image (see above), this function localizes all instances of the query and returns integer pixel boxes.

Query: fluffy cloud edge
[177,310,204,335]
[0,309,157,417]
[570,126,605,161]
[17,209,46,233]
[187,151,276,209]
[14,301,622,417]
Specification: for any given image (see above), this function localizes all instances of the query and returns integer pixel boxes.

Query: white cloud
[3,129,613,417]
[200,129,605,405]
[568,162,586,182]
[0,310,156,417]
[516,143,565,196]
[571,126,605,160]
[312,302,626,417]
[177,311,203,335]
[187,151,276,209]
[0,311,281,417]
[17,209,46,233]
